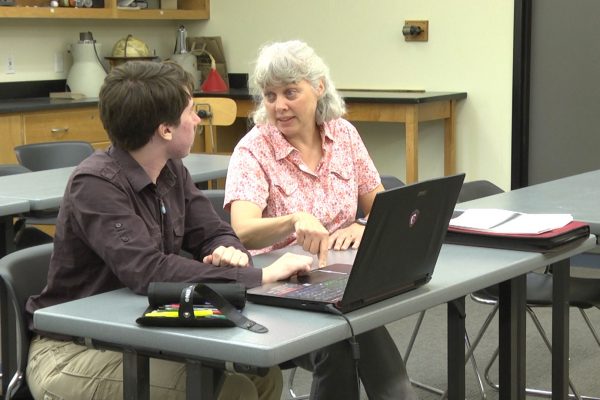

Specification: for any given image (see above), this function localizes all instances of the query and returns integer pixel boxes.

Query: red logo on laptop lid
[409,210,420,227]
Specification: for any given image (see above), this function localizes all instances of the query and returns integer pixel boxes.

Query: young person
[225,40,418,400]
[25,60,313,400]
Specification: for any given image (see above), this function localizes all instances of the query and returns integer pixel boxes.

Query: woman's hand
[329,223,365,251]
[292,212,329,267]
[203,246,250,268]
[261,252,313,283]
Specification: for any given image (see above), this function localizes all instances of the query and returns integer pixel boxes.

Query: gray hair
[249,40,346,125]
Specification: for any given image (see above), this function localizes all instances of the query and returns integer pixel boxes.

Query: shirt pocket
[328,169,357,220]
[269,176,300,216]
[272,176,299,197]
[329,167,353,196]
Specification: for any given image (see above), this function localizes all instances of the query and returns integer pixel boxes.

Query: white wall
[0,0,514,189]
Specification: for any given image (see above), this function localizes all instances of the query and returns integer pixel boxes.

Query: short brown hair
[98,61,194,151]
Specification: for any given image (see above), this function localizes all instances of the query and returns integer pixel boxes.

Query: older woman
[224,40,417,400]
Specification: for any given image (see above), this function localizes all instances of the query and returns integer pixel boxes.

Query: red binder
[445,220,590,252]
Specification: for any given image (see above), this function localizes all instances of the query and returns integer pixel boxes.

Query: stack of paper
[450,208,573,235]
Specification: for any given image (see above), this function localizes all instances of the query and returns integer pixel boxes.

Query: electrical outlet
[54,52,64,73]
[403,20,429,42]
[5,55,16,74]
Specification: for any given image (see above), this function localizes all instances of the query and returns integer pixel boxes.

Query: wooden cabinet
[0,114,22,164]
[0,106,110,164]
[22,107,109,150]
[0,0,209,20]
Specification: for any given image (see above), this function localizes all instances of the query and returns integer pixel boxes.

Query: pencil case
[147,282,247,309]
[136,282,268,333]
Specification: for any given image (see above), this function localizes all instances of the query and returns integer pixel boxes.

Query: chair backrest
[0,164,31,177]
[0,243,53,398]
[193,97,237,127]
[193,97,237,154]
[356,175,405,219]
[381,175,405,190]
[14,141,94,171]
[458,179,504,203]
[203,189,229,223]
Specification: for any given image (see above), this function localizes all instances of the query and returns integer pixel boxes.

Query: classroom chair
[14,140,94,172]
[0,243,52,400]
[13,140,95,236]
[0,164,53,251]
[193,97,237,189]
[469,263,600,399]
[194,96,237,155]
[355,175,405,219]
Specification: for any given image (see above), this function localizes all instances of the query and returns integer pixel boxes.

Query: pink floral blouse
[224,118,381,254]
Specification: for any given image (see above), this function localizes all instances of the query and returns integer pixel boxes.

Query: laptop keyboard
[267,279,347,302]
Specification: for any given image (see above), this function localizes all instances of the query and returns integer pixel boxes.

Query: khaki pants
[27,336,282,400]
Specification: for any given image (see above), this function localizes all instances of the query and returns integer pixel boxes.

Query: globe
[112,35,151,58]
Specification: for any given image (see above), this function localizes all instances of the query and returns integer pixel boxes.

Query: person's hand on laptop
[261,252,314,283]
[203,246,250,268]
[293,212,329,268]
[329,223,365,251]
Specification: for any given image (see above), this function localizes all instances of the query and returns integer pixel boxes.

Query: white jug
[66,41,107,98]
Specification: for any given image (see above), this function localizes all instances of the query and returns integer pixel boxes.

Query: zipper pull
[160,199,166,215]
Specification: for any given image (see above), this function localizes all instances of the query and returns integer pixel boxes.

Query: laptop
[247,173,465,314]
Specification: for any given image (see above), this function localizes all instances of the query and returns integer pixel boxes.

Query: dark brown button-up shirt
[26,146,261,331]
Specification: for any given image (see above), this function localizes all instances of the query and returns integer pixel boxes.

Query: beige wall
[0,0,514,189]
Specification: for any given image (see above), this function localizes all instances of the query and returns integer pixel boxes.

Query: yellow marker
[145,309,214,318]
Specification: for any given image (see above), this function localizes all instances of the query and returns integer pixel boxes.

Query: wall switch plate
[5,55,16,74]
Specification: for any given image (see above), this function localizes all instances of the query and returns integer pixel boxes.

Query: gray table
[34,239,595,400]
[0,197,30,256]
[0,153,230,212]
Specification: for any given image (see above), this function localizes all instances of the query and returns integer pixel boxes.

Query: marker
[159,305,221,314]
[145,309,215,318]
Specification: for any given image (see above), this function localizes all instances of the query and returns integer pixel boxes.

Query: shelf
[113,7,208,20]
[0,6,112,18]
[0,0,209,19]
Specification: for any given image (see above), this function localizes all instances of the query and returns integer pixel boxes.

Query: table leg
[551,258,570,400]
[444,100,457,176]
[122,350,150,400]
[447,297,466,400]
[203,125,218,154]
[498,275,526,400]
[405,104,419,184]
[1,215,15,257]
[186,360,225,400]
